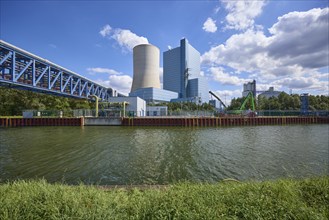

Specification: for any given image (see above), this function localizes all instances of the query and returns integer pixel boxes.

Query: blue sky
[1,0,328,103]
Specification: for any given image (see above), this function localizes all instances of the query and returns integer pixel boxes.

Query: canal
[0,125,328,185]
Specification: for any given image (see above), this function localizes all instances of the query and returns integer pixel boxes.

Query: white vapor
[99,24,148,51]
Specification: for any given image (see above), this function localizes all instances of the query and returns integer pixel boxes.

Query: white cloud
[203,17,217,33]
[273,77,313,89]
[257,84,276,92]
[88,66,132,95]
[202,7,329,94]
[210,67,249,86]
[112,29,148,51]
[87,67,122,75]
[96,75,133,96]
[100,24,148,51]
[273,76,328,92]
[267,8,329,69]
[202,29,271,74]
[99,24,112,37]
[222,0,266,31]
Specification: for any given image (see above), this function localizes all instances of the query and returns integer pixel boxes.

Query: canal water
[0,125,328,185]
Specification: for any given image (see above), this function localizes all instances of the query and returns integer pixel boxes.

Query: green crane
[239,92,255,111]
[230,92,256,116]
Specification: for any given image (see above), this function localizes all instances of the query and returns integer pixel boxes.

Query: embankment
[0,177,328,219]
[1,116,328,127]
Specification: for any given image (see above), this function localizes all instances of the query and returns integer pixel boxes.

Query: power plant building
[130,87,178,103]
[129,44,178,102]
[163,38,209,103]
[242,80,256,97]
[129,39,209,104]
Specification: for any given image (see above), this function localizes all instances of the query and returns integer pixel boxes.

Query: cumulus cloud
[88,66,132,95]
[99,24,149,51]
[202,29,271,74]
[273,77,314,89]
[96,75,133,96]
[203,17,218,33]
[270,75,328,95]
[202,7,329,94]
[267,8,329,69]
[87,67,122,75]
[210,67,249,86]
[112,29,148,51]
[222,0,266,31]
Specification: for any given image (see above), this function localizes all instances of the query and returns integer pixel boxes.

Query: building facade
[242,80,256,97]
[163,38,208,103]
[129,87,178,103]
[107,97,146,117]
[146,106,168,116]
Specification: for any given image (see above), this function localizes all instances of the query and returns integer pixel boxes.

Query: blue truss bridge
[0,40,123,101]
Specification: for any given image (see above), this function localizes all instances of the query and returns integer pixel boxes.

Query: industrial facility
[129,38,209,104]
[242,80,256,97]
[242,80,282,99]
[163,38,209,103]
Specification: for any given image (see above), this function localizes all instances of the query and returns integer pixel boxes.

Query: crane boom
[209,91,227,108]
[239,92,255,111]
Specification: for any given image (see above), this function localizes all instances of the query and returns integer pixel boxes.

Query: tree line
[227,92,329,111]
[0,87,328,116]
[0,87,93,116]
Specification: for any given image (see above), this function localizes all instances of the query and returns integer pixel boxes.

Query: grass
[0,177,328,219]
[0,116,23,118]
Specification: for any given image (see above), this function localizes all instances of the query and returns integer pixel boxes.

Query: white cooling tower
[131,44,160,93]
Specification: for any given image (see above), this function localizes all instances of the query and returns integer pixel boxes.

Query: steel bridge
[0,40,122,101]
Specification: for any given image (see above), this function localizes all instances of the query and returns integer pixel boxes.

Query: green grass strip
[1,177,328,219]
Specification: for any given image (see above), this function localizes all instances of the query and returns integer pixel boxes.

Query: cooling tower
[131,44,161,93]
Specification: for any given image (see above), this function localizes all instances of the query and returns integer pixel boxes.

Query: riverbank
[1,177,328,219]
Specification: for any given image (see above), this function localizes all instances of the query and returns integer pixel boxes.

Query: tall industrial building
[242,80,256,97]
[131,44,161,93]
[163,38,209,103]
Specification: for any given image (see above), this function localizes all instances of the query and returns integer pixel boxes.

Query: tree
[0,87,92,116]
[228,92,329,111]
